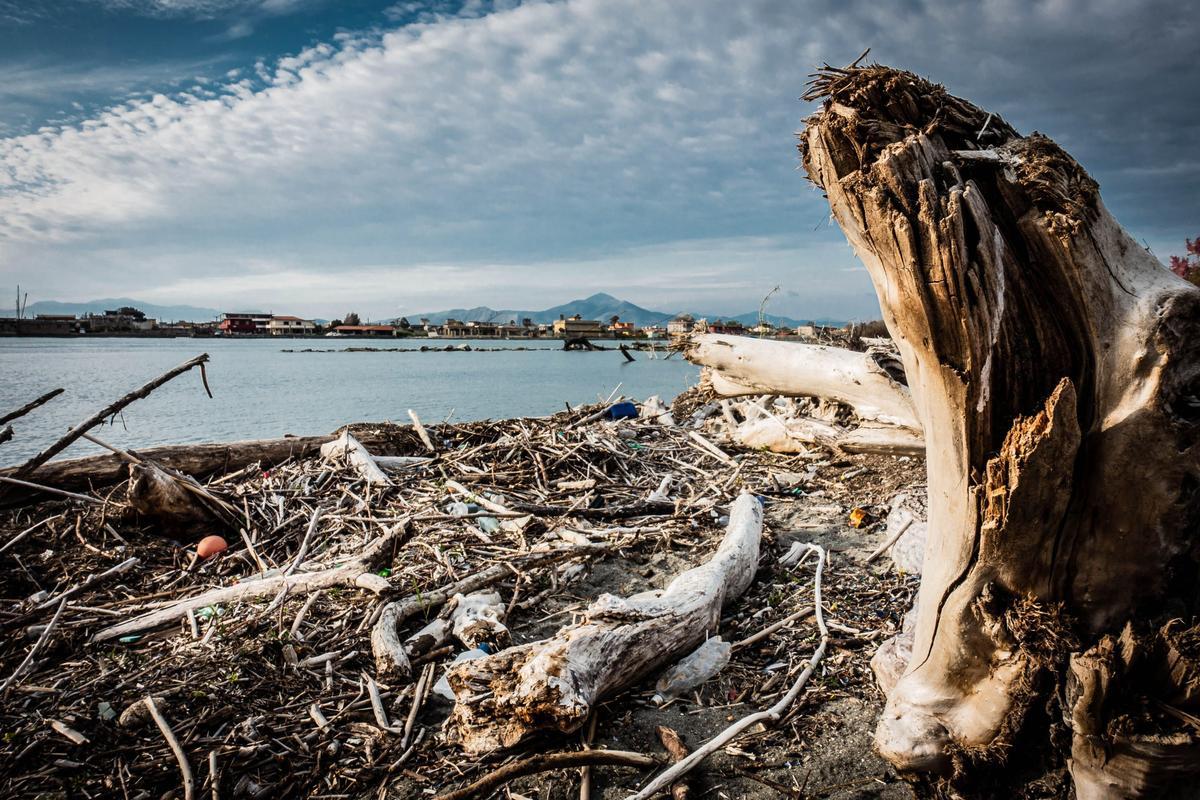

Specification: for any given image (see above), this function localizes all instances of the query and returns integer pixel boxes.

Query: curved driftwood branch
[628,542,830,800]
[447,493,764,754]
[802,63,1200,794]
[686,334,919,429]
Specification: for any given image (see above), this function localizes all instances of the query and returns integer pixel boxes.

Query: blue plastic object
[606,401,639,420]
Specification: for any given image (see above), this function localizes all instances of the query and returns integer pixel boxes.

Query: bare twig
[1,598,67,694]
[627,543,830,800]
[145,696,194,800]
[435,750,659,800]
[0,387,64,427]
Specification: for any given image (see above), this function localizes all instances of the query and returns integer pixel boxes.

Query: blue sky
[0,0,1196,320]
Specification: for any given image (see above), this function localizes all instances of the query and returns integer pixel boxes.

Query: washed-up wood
[10,354,211,481]
[92,521,407,642]
[0,434,334,507]
[803,62,1200,795]
[686,334,919,430]
[320,430,390,486]
[448,493,763,754]
[371,541,622,682]
[732,415,924,457]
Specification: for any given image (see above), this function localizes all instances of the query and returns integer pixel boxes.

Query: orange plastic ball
[196,535,228,559]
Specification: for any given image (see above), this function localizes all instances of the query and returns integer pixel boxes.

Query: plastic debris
[606,401,639,420]
[652,636,731,704]
[450,591,510,650]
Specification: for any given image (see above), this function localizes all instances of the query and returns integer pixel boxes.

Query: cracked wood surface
[802,64,1200,795]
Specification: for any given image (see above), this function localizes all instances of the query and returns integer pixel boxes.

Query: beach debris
[407,409,437,452]
[8,354,211,483]
[685,334,919,430]
[654,726,693,800]
[447,493,763,754]
[641,395,675,426]
[320,430,390,486]
[605,401,639,420]
[0,383,924,798]
[804,61,1200,795]
[448,590,509,650]
[432,649,490,700]
[91,521,407,643]
[628,542,831,800]
[652,636,731,705]
[0,434,334,506]
[196,535,228,559]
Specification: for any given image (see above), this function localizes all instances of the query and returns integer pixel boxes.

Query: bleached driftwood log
[732,416,924,456]
[447,493,764,754]
[803,64,1200,795]
[320,431,390,486]
[687,334,919,430]
[835,424,924,456]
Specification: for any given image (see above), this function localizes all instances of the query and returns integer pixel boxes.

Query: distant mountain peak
[403,294,828,329]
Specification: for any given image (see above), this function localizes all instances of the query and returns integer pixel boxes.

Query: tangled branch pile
[0,385,927,799]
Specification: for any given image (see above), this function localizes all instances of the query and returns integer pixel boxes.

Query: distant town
[0,305,869,341]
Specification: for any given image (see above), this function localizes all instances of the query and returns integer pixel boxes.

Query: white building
[268,315,317,335]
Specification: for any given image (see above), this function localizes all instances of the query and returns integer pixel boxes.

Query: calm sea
[0,337,698,466]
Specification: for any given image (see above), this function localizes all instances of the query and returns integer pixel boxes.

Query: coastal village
[0,306,858,341]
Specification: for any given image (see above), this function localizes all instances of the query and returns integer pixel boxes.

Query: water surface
[0,337,697,465]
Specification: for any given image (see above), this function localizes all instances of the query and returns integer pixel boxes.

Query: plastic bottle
[652,636,731,705]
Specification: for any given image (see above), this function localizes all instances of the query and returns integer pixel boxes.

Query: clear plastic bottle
[652,636,731,705]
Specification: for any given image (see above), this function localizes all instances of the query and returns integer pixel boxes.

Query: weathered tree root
[446,493,763,754]
[802,63,1200,796]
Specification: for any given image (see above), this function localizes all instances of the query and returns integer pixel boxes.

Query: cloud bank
[0,0,1196,319]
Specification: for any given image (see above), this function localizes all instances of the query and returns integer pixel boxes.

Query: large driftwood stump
[802,65,1200,796]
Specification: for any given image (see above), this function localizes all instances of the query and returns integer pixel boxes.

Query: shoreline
[0,391,922,799]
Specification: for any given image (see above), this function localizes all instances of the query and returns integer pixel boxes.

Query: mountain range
[402,293,839,328]
[20,293,847,328]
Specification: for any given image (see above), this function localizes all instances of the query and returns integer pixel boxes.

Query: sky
[0,0,1196,321]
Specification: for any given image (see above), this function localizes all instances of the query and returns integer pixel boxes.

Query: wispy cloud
[85,0,315,18]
